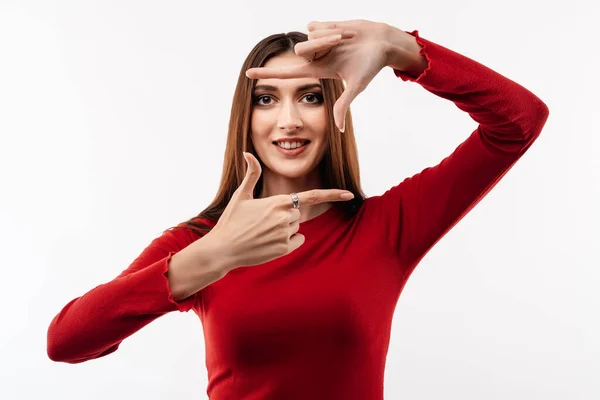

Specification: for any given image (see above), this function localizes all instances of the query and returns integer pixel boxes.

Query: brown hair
[170,31,366,236]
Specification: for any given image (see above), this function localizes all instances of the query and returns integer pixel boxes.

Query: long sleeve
[46,225,199,363]
[376,30,549,272]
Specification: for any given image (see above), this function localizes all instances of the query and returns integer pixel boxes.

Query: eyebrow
[253,83,323,93]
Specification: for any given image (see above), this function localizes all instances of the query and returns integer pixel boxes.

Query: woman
[47,19,549,399]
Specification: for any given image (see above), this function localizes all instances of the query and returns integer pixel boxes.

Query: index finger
[278,189,355,208]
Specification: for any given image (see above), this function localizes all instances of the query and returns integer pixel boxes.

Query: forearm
[385,28,548,140]
[378,29,549,269]
[47,229,230,363]
[167,232,233,301]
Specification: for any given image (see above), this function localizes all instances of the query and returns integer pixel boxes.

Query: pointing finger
[278,189,354,208]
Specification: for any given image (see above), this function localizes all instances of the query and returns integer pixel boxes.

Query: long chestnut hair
[170,31,366,236]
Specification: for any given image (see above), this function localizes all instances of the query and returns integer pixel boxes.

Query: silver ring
[290,193,299,209]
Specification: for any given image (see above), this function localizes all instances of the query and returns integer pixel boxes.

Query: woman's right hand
[207,152,355,270]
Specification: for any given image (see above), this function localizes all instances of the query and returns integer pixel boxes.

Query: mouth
[272,140,311,156]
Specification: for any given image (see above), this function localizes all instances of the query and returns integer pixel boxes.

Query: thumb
[334,80,364,133]
[235,152,262,200]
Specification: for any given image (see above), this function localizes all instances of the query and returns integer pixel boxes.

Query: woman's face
[250,51,329,182]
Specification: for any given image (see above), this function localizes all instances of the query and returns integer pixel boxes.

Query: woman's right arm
[46,225,231,364]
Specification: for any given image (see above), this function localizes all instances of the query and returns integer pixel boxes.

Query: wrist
[384,26,428,76]
[167,235,231,301]
[201,230,238,274]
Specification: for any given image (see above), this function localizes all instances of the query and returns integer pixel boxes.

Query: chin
[267,163,313,179]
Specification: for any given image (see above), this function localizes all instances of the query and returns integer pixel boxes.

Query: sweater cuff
[128,252,197,313]
[162,251,197,312]
[391,30,432,83]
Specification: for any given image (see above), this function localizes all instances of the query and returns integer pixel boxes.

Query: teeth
[277,141,305,149]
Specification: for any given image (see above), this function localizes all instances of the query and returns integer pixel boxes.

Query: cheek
[312,109,329,135]
[311,110,329,141]
[250,118,269,151]
[250,113,272,138]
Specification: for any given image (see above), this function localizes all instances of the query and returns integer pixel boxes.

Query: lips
[272,139,310,147]
[273,141,310,156]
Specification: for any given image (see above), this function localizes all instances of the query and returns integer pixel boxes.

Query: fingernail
[340,122,345,133]
[328,34,342,43]
[340,192,354,200]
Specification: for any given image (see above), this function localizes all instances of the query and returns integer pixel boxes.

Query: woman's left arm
[376,29,549,270]
[245,20,550,271]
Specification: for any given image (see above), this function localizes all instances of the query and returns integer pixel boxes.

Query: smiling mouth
[272,140,310,150]
[272,140,311,156]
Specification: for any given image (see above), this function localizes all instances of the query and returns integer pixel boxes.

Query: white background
[1,0,598,399]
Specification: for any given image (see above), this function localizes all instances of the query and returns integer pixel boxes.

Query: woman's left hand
[245,19,422,132]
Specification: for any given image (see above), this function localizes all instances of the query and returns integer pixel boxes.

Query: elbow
[533,98,550,135]
[47,340,103,364]
[519,96,549,148]
[47,344,70,363]
[47,312,77,362]
[47,327,118,363]
[47,338,72,363]
[529,96,550,140]
[47,325,76,363]
[46,300,97,363]
[46,323,89,363]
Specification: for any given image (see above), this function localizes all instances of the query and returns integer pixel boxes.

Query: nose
[277,100,303,132]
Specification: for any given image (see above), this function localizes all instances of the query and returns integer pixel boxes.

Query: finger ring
[290,193,300,209]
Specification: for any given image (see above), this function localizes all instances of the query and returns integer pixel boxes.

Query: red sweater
[47,31,549,399]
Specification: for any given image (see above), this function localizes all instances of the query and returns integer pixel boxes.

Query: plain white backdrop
[1,0,598,399]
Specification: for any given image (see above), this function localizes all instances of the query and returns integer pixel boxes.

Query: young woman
[47,19,549,399]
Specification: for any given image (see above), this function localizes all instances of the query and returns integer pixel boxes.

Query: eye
[254,95,273,106]
[252,92,324,106]
[303,93,324,104]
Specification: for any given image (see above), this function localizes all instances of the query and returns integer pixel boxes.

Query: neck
[258,168,332,223]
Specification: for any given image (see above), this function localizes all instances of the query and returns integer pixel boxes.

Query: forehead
[255,52,320,90]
